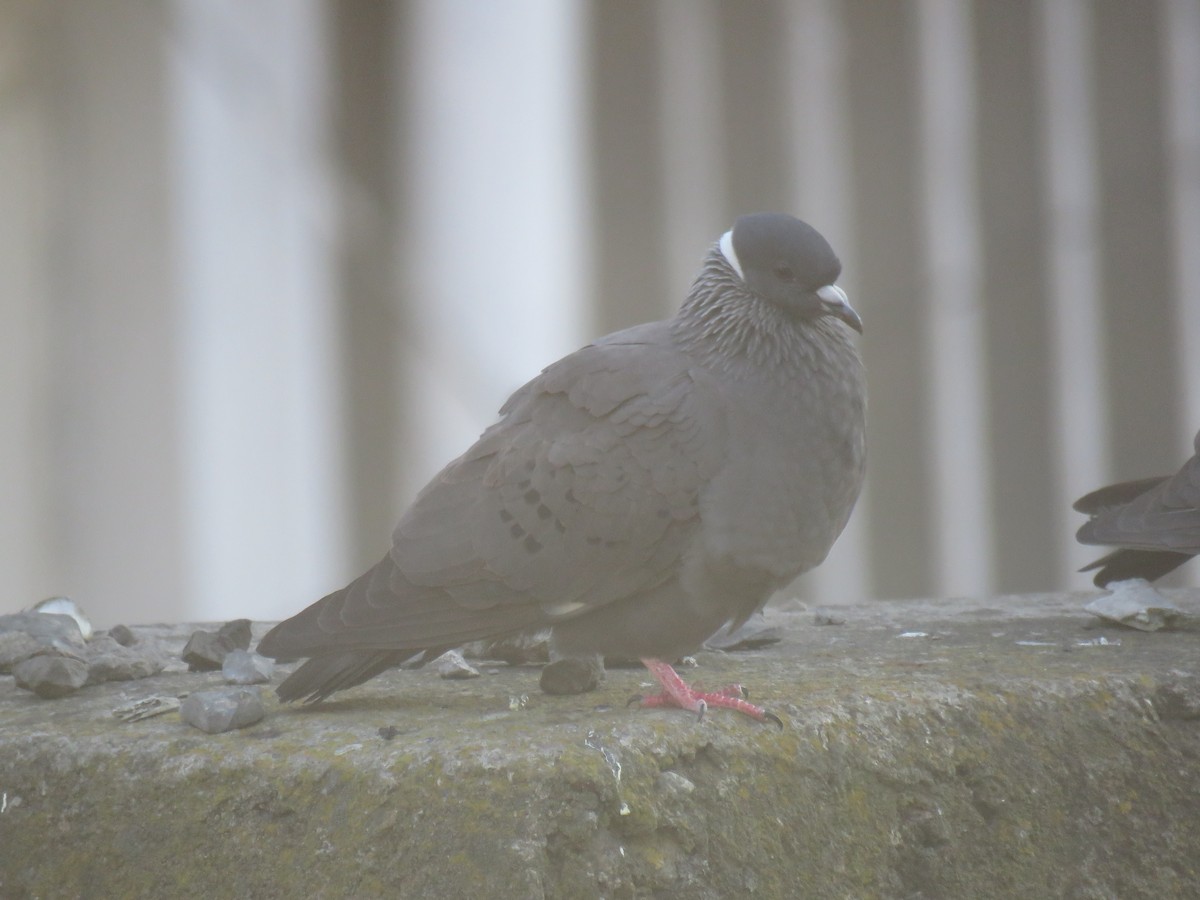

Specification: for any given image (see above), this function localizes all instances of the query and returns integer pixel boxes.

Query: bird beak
[815,284,863,334]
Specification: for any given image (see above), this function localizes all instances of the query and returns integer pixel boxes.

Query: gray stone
[216,618,253,651]
[434,650,480,680]
[221,649,274,685]
[0,631,42,672]
[539,655,604,695]
[28,597,93,640]
[108,624,138,646]
[0,611,85,648]
[85,635,166,685]
[181,631,227,671]
[178,687,265,734]
[182,619,255,671]
[12,652,90,699]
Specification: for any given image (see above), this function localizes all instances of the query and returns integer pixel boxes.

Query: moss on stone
[3,594,1200,896]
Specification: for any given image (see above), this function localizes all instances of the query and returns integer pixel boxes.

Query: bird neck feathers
[674,248,858,377]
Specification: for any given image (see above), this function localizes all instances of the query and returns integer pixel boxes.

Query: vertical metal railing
[4,1,1199,626]
[599,0,1200,600]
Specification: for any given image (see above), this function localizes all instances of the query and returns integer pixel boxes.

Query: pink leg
[633,659,782,726]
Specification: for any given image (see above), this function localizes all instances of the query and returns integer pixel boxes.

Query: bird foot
[631,658,782,727]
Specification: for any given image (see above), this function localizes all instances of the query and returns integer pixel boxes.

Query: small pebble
[85,635,166,685]
[108,624,138,646]
[539,656,604,695]
[179,687,266,734]
[435,650,480,680]
[222,649,274,685]
[29,597,93,640]
[182,619,254,671]
[182,631,229,671]
[12,653,90,699]
[812,607,846,626]
[0,631,43,673]
[217,619,253,651]
[0,611,85,649]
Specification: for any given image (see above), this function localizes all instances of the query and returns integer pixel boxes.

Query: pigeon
[257,213,867,722]
[1074,429,1200,586]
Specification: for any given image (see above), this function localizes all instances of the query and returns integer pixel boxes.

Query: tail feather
[1080,548,1193,587]
[259,552,546,703]
[274,650,429,704]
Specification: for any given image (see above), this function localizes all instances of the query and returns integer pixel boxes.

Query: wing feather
[261,323,723,659]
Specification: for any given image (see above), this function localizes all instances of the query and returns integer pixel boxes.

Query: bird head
[718,213,863,334]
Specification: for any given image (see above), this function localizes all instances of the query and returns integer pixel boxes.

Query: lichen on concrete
[2,592,1200,897]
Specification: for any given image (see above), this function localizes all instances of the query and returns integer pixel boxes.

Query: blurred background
[2,0,1198,627]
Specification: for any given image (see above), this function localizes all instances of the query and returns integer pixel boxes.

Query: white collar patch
[718,229,744,280]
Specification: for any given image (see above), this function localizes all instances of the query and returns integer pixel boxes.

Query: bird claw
[635,659,782,725]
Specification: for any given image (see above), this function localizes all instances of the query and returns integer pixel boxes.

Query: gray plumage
[258,213,867,706]
[1075,430,1200,586]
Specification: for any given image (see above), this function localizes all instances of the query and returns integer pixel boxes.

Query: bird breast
[693,334,866,582]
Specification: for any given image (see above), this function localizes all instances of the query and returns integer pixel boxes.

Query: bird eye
[773,264,796,282]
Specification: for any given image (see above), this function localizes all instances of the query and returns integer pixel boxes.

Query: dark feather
[275,650,420,704]
[1074,430,1200,586]
[257,214,867,705]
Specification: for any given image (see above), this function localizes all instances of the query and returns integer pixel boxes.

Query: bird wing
[1075,444,1200,555]
[271,323,725,653]
[1072,476,1171,515]
[1078,548,1195,585]
[397,322,722,609]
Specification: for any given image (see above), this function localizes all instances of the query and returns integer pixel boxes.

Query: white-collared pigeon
[258,213,867,723]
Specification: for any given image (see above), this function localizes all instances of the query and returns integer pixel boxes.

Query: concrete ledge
[3,592,1200,898]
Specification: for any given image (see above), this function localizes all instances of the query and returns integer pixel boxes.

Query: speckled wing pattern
[261,323,722,656]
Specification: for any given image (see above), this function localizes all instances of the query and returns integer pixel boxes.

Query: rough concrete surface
[2,593,1200,899]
